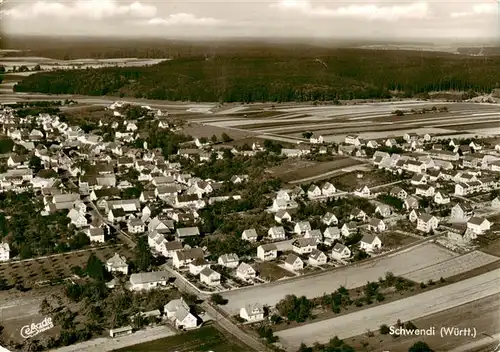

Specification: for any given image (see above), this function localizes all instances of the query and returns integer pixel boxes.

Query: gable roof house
[308,249,328,266]
[341,222,358,237]
[239,303,265,323]
[292,238,317,255]
[354,185,371,198]
[350,208,367,221]
[172,248,205,269]
[242,228,258,242]
[321,182,336,197]
[307,184,322,199]
[390,187,408,200]
[294,221,312,235]
[360,233,383,252]
[415,184,435,197]
[257,244,278,261]
[368,218,386,233]
[467,217,491,235]
[331,243,351,261]
[200,267,221,287]
[105,253,129,275]
[284,254,304,271]
[275,209,292,224]
[304,229,323,243]
[129,271,170,291]
[417,214,439,233]
[175,227,200,241]
[434,191,450,205]
[189,258,210,275]
[164,298,198,330]
[322,212,338,226]
[268,226,286,241]
[236,262,256,281]
[218,253,239,268]
[375,204,392,218]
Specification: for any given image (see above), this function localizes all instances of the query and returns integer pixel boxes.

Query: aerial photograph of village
[0,0,499,352]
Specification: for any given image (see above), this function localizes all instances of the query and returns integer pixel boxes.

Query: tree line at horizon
[12,49,500,102]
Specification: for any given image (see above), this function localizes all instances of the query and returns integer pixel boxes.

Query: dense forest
[13,49,500,102]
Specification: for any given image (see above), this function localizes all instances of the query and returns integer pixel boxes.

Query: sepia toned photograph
[0,0,500,351]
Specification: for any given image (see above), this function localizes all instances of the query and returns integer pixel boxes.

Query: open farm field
[275,268,500,350]
[113,325,251,352]
[401,250,500,283]
[0,245,133,288]
[267,157,362,183]
[221,243,457,315]
[180,124,256,140]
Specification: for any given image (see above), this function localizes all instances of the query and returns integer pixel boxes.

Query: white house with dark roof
[172,248,204,269]
[106,253,129,275]
[200,267,221,287]
[257,244,278,261]
[242,229,258,242]
[415,184,435,197]
[341,222,358,237]
[434,191,450,205]
[417,214,439,233]
[350,208,367,221]
[375,204,392,218]
[129,271,170,291]
[240,303,265,322]
[368,218,386,232]
[321,182,336,197]
[292,238,317,255]
[164,298,198,329]
[354,186,371,198]
[127,218,145,234]
[450,203,473,222]
[175,227,200,241]
[360,234,382,252]
[236,262,256,280]
[467,217,491,235]
[284,254,304,271]
[331,243,351,260]
[308,249,327,266]
[218,253,239,268]
[275,210,292,223]
[307,184,322,199]
[404,196,419,210]
[268,226,286,240]
[323,227,341,241]
[189,258,210,275]
[304,229,322,243]
[294,221,312,235]
[322,212,338,226]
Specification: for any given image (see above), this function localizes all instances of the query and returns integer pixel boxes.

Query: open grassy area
[113,325,252,352]
[268,157,362,183]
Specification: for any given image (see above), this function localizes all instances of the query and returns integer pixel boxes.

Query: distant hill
[12,48,500,102]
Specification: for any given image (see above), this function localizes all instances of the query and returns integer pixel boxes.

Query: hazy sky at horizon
[1,0,497,40]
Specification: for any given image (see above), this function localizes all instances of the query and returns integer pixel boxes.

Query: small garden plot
[255,262,294,281]
[380,232,418,249]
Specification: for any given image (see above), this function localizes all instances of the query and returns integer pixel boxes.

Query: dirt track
[275,268,500,350]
